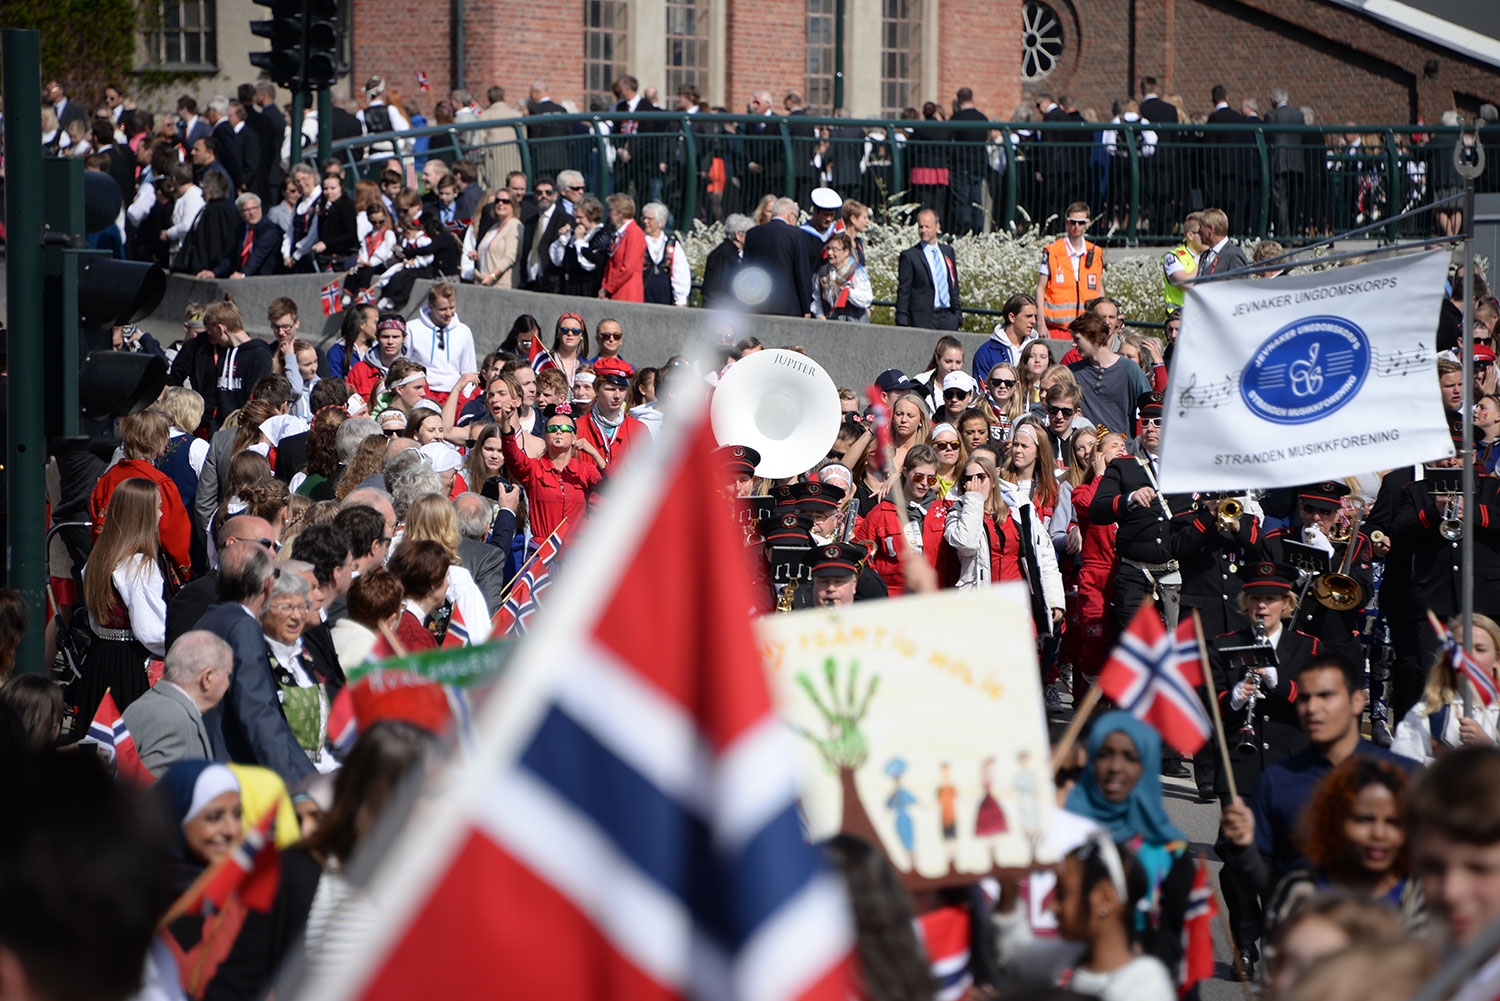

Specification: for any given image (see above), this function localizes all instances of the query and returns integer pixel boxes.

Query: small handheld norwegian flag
[1098,602,1212,756]
[320,280,344,317]
[416,70,430,93]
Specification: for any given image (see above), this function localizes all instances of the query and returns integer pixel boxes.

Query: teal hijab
[1065,711,1187,846]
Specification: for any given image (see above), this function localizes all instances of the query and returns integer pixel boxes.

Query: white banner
[1158,250,1453,493]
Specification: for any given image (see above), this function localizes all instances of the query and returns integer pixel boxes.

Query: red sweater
[601,219,645,302]
[89,460,193,578]
[501,431,602,546]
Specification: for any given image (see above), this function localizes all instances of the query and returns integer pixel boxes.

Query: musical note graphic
[1371,344,1431,378]
[1175,371,1239,416]
[1289,343,1324,397]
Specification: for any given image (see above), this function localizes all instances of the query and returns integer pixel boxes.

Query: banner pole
[1193,611,1239,804]
[1460,151,1478,657]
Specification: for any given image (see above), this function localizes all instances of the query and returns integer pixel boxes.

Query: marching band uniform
[791,541,887,609]
[1366,464,1420,724]
[1090,452,1201,632]
[1263,481,1374,669]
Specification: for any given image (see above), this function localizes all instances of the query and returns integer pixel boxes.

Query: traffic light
[250,0,306,89]
[75,258,168,421]
[305,0,342,89]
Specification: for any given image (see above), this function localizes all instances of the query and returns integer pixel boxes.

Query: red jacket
[601,219,645,302]
[575,410,648,470]
[857,500,908,595]
[501,431,602,546]
[347,357,394,407]
[89,459,193,578]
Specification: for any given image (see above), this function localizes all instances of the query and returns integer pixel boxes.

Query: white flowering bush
[681,217,1172,334]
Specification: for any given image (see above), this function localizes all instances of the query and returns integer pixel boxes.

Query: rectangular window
[881,0,921,117]
[805,0,836,114]
[584,0,630,109]
[144,0,217,71]
[664,0,709,104]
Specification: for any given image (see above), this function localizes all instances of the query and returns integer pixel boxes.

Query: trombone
[1314,502,1366,612]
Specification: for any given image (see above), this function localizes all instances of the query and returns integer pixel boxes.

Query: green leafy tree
[0,0,140,107]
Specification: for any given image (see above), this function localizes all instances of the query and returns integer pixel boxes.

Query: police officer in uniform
[1264,481,1374,669]
[1209,561,1320,973]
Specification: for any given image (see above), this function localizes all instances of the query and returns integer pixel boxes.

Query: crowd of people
[8,70,1500,1001]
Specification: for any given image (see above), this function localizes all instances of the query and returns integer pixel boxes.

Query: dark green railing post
[1125,126,1141,243]
[1001,126,1017,231]
[3,29,45,671]
[1255,129,1271,237]
[778,120,796,200]
[517,130,534,185]
[889,122,904,213]
[1383,128,1401,243]
[681,121,699,230]
[290,88,306,165]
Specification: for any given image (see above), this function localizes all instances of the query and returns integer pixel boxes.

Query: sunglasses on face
[536,188,555,197]
[944,389,970,400]
[1141,417,1163,427]
[1066,218,1088,226]
[908,472,938,486]
[560,327,583,335]
[545,424,575,434]
[934,440,960,450]
[495,197,512,205]
[961,472,989,483]
[990,378,1016,388]
[1047,406,1076,417]
[599,332,622,341]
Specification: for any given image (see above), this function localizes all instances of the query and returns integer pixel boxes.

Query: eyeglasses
[826,450,846,461]
[1047,406,1076,417]
[230,536,279,552]
[961,472,989,483]
[908,473,938,486]
[943,389,970,400]
[599,332,622,341]
[566,184,584,191]
[544,424,576,434]
[1141,417,1164,427]
[559,327,583,335]
[990,378,1017,388]
[269,601,312,614]
[271,321,297,332]
[1066,218,1089,226]
[934,440,960,450]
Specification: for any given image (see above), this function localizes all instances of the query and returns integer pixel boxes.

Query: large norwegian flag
[1098,602,1212,756]
[303,396,853,1001]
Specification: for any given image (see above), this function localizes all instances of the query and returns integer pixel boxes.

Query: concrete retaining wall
[1,267,1066,391]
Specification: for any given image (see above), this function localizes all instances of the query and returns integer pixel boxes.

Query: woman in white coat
[942,451,1066,635]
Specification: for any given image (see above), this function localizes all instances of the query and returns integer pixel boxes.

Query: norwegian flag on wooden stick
[83,690,154,785]
[295,388,853,1001]
[1429,610,1499,706]
[528,335,559,375]
[1098,602,1212,756]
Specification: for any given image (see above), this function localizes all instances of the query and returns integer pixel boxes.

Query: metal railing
[322,112,1499,244]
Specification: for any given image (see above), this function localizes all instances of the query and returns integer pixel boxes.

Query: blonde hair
[120,410,170,460]
[155,388,204,434]
[890,393,931,448]
[1419,614,1500,715]
[401,493,463,564]
[85,478,162,622]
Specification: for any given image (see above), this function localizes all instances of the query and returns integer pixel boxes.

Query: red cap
[593,357,636,384]
[1475,345,1496,363]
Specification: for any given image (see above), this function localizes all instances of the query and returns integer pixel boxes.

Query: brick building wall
[723,0,807,110]
[940,0,1025,117]
[1022,0,1500,123]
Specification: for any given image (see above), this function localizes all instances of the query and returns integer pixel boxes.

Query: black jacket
[175,197,238,274]
[316,195,360,263]
[1088,454,1201,565]
[895,241,960,328]
[213,218,283,278]
[741,219,814,317]
[1210,625,1319,792]
[210,119,244,192]
[1394,474,1500,618]
[700,238,743,310]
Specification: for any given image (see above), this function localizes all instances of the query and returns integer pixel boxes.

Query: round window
[1022,2,1065,81]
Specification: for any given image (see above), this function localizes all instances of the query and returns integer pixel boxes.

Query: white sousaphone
[710,348,842,479]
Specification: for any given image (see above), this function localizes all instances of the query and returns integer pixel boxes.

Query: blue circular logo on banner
[1239,315,1371,425]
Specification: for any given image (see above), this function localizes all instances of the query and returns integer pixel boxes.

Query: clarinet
[1235,619,1270,757]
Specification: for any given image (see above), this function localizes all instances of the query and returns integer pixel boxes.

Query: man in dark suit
[94,120,138,203]
[742,91,782,214]
[204,191,281,278]
[251,83,286,195]
[526,82,572,182]
[123,630,232,776]
[454,493,508,615]
[206,98,244,193]
[44,79,88,133]
[1197,207,1249,277]
[527,170,582,293]
[741,198,814,318]
[166,516,280,648]
[1265,88,1307,239]
[896,208,961,330]
[1139,78,1180,235]
[177,96,211,155]
[227,100,264,200]
[1206,85,1245,229]
[197,544,316,786]
[611,74,659,201]
[329,92,364,148]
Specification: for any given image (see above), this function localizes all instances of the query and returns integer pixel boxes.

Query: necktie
[929,246,949,309]
[1203,249,1218,275]
[240,229,254,267]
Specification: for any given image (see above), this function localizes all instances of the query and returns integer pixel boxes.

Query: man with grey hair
[641,201,690,306]
[383,449,443,522]
[453,492,510,614]
[742,196,814,317]
[1265,86,1306,239]
[210,190,280,279]
[336,417,382,465]
[123,631,233,776]
[204,95,244,193]
[195,543,314,784]
[701,213,751,309]
[533,168,586,292]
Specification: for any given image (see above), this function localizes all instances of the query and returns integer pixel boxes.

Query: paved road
[1162,771,1254,1001]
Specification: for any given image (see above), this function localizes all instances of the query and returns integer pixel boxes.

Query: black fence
[325,112,1499,245]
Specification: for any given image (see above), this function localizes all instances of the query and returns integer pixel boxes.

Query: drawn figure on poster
[975,756,1009,838]
[885,757,917,861]
[1015,749,1044,863]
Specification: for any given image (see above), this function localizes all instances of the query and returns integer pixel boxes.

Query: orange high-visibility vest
[1041,238,1104,333]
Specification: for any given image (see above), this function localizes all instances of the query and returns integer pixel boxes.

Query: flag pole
[1049,684,1104,773]
[1192,610,1238,804]
[378,620,409,659]
[1430,609,1474,718]
[496,519,566,603]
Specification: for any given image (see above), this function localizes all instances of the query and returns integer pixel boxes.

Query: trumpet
[1217,498,1243,534]
[1315,502,1366,612]
[1439,493,1464,541]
